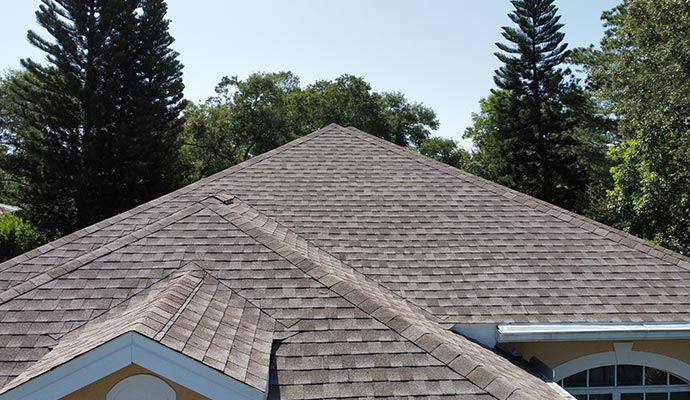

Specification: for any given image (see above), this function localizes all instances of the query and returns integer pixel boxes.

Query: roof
[1,123,688,398]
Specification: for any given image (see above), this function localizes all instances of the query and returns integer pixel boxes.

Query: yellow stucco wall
[502,339,690,369]
[60,364,209,400]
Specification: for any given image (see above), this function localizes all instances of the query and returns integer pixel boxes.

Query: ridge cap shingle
[342,125,690,271]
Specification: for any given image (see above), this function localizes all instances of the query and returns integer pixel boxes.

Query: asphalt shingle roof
[2,123,688,399]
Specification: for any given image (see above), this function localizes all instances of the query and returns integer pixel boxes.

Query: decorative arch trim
[107,374,176,400]
[553,342,690,382]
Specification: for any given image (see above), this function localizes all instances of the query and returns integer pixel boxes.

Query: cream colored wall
[60,364,209,400]
[503,339,690,368]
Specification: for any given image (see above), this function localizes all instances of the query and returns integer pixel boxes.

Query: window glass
[564,370,587,387]
[621,394,643,400]
[646,393,668,400]
[590,394,613,400]
[671,375,686,385]
[589,365,615,387]
[671,393,690,400]
[646,367,668,386]
[618,365,643,386]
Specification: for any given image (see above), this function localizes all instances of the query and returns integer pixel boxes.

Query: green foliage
[465,0,612,214]
[5,0,185,235]
[181,72,439,182]
[0,212,46,262]
[180,72,299,182]
[579,0,690,253]
[292,75,438,147]
[417,137,469,170]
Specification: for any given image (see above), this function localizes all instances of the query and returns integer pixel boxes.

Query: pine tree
[8,0,185,234]
[467,0,598,210]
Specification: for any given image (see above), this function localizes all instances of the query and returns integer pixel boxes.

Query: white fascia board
[131,334,264,400]
[451,323,498,348]
[497,322,690,343]
[0,332,264,400]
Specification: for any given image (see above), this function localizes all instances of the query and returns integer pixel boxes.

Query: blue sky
[1,1,619,147]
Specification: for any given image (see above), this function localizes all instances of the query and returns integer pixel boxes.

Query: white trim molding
[497,322,690,343]
[0,332,265,400]
[552,342,690,383]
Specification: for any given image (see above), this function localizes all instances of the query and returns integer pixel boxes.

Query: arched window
[558,365,690,400]
[107,374,176,400]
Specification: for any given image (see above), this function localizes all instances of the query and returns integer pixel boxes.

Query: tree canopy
[577,0,690,253]
[4,0,185,235]
[464,0,611,214]
[181,72,439,182]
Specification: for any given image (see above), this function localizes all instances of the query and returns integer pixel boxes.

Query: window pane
[590,394,613,400]
[646,367,668,386]
[563,370,588,387]
[618,365,643,386]
[573,395,588,400]
[590,366,615,387]
[621,394,643,400]
[671,374,687,385]
[646,393,668,400]
[671,393,690,400]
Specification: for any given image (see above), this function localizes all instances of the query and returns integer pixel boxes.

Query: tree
[418,137,469,170]
[180,72,299,183]
[181,72,439,181]
[292,75,438,147]
[380,92,439,147]
[580,0,690,253]
[0,212,45,262]
[465,0,610,213]
[6,0,184,234]
[0,72,22,205]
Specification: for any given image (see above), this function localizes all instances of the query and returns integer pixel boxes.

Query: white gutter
[497,323,690,343]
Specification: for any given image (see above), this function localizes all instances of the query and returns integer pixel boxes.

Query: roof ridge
[0,203,205,305]
[152,268,208,341]
[0,124,339,273]
[342,125,690,271]
[205,194,566,400]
